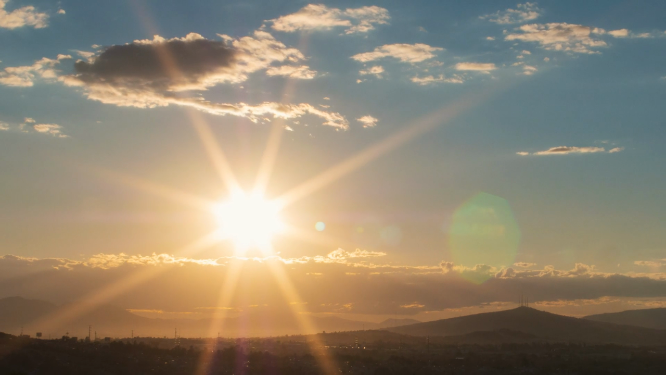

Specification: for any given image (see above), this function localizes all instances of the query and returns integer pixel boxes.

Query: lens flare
[448,192,520,284]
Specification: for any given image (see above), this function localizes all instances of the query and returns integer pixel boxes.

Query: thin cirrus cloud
[269,4,390,34]
[351,43,443,64]
[0,0,48,29]
[480,2,542,25]
[1,31,350,129]
[410,74,463,86]
[517,146,624,156]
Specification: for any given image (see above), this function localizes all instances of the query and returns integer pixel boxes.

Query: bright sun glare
[212,191,285,252]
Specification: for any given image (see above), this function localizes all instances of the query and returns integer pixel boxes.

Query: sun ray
[277,90,494,209]
[126,0,241,196]
[253,119,287,196]
[194,259,246,375]
[263,251,340,375]
[89,167,214,211]
[32,230,223,333]
[186,108,242,194]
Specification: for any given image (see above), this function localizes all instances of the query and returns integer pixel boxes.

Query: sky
[1,0,666,323]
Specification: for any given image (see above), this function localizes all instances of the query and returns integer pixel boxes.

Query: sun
[212,190,285,252]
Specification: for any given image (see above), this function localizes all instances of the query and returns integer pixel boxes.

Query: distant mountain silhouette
[377,318,420,329]
[584,308,666,330]
[0,297,414,338]
[0,296,57,327]
[387,306,666,345]
[5,297,665,343]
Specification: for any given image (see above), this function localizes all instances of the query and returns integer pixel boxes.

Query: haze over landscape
[1,1,666,373]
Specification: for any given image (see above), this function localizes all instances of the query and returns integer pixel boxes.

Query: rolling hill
[387,306,666,345]
[584,308,666,330]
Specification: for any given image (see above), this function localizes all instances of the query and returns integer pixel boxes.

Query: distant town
[2,330,666,374]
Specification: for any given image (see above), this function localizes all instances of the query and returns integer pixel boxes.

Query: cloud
[359,65,384,78]
[480,2,541,24]
[269,4,389,34]
[454,62,497,72]
[410,74,463,85]
[606,29,654,39]
[522,65,538,75]
[3,253,666,317]
[635,260,664,267]
[0,55,71,87]
[57,9,65,15]
[0,118,67,137]
[514,262,537,268]
[58,32,348,129]
[265,65,316,79]
[506,23,608,54]
[33,123,65,137]
[0,0,48,29]
[608,29,629,38]
[518,146,620,156]
[608,147,624,153]
[351,43,443,64]
[400,303,425,309]
[535,296,619,307]
[357,115,378,128]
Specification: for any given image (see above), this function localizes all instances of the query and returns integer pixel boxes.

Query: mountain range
[3,296,666,345]
[584,308,666,330]
[386,306,666,345]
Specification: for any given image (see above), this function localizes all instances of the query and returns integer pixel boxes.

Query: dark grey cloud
[56,32,349,128]
[74,37,235,91]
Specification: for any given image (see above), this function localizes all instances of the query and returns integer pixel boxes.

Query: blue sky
[1,0,666,318]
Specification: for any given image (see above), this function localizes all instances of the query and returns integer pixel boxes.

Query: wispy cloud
[357,115,378,128]
[0,55,71,87]
[454,62,497,72]
[352,43,443,64]
[410,74,463,85]
[269,4,389,34]
[517,145,624,156]
[33,123,67,138]
[480,2,541,25]
[505,22,659,54]
[506,23,608,54]
[0,117,68,137]
[359,65,384,78]
[266,65,317,79]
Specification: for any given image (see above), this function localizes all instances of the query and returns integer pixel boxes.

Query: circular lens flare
[212,191,285,253]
